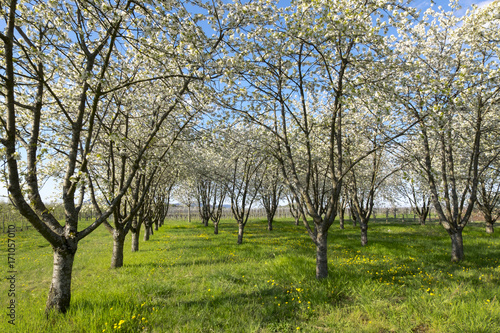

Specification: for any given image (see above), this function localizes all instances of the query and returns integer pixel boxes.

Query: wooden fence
[164,206,444,223]
[0,204,486,233]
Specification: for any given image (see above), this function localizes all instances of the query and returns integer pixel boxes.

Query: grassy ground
[1,217,499,332]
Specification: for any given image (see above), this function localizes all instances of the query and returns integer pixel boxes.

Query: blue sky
[418,0,495,14]
[0,0,495,203]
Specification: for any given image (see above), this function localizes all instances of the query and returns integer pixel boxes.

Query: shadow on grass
[124,257,234,269]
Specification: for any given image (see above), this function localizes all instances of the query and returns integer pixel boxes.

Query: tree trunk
[203,217,209,227]
[111,229,125,268]
[315,229,328,279]
[360,222,368,247]
[294,216,299,226]
[46,246,76,314]
[267,217,273,231]
[419,214,426,226]
[485,221,494,234]
[154,220,159,231]
[131,228,140,252]
[214,221,219,235]
[144,225,150,241]
[450,229,464,262]
[237,223,244,244]
[483,212,494,234]
[339,208,345,229]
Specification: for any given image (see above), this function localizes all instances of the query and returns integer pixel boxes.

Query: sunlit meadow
[1,217,499,332]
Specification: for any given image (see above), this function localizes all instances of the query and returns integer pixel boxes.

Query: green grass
[1,218,499,332]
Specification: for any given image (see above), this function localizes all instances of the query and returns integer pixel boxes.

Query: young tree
[86,85,178,266]
[396,172,431,226]
[1,0,147,312]
[284,190,301,226]
[0,0,232,313]
[219,0,416,278]
[173,124,230,233]
[210,182,227,234]
[259,163,283,231]
[338,188,349,229]
[395,3,500,261]
[196,179,216,227]
[477,166,500,234]
[173,180,196,223]
[345,126,398,246]
[220,0,416,278]
[226,127,266,244]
